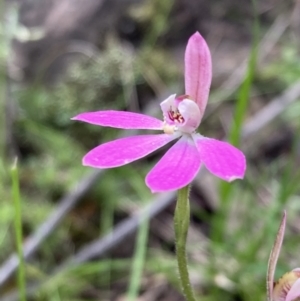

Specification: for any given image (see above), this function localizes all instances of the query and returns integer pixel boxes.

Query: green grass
[11,159,26,301]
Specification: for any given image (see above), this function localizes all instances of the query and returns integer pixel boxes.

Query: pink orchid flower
[273,269,300,301]
[267,212,300,301]
[72,32,246,193]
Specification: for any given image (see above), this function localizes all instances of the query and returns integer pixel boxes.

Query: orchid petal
[146,135,201,192]
[185,32,212,120]
[286,278,300,301]
[193,134,246,181]
[178,98,201,132]
[83,134,179,168]
[72,111,163,130]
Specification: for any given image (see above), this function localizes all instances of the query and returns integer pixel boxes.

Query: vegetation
[1,0,300,300]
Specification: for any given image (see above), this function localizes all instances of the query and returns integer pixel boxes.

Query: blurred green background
[1,0,300,300]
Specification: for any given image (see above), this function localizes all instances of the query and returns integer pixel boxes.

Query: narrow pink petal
[185,32,212,119]
[72,111,163,130]
[145,136,201,192]
[83,134,179,168]
[193,134,246,181]
[286,278,300,301]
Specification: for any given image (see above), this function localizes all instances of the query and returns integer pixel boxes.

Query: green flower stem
[174,185,197,301]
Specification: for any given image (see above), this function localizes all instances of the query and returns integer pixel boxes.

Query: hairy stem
[174,185,197,301]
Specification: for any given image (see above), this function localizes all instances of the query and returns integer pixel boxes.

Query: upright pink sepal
[193,135,246,181]
[72,111,163,130]
[286,279,300,301]
[145,136,201,192]
[83,134,178,168]
[185,32,212,119]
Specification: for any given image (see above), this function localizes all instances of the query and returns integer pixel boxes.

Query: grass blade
[11,158,26,301]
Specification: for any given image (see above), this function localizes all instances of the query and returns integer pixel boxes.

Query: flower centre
[273,271,300,301]
[167,109,185,124]
[160,94,199,135]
